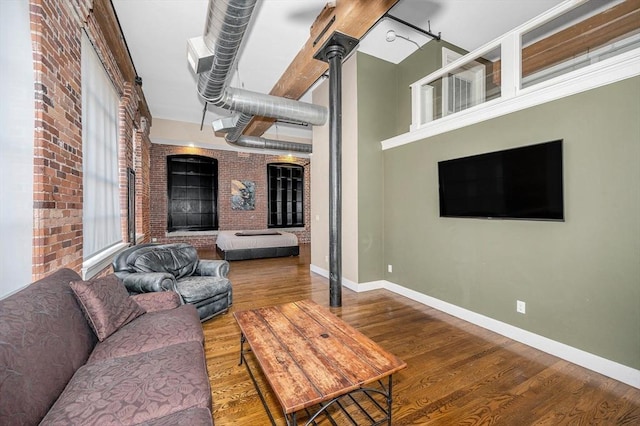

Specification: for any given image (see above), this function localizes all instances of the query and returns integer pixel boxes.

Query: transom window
[167,155,218,231]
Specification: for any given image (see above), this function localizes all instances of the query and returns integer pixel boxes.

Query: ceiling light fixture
[385,30,397,42]
[384,13,441,41]
[385,29,422,50]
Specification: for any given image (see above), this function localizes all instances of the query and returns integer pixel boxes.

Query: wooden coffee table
[233,300,406,425]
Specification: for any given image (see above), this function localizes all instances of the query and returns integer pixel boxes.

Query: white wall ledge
[82,242,129,279]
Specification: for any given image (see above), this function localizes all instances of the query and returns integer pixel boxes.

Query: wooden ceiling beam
[244,0,399,137]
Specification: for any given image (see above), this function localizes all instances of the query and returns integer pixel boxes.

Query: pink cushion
[70,275,146,341]
[131,291,182,312]
[88,305,203,364]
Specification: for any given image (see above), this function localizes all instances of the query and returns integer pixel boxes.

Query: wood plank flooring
[200,245,640,425]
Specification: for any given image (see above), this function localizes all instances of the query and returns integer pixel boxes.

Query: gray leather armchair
[112,243,232,322]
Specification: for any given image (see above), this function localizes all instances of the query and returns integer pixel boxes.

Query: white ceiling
[112,0,564,139]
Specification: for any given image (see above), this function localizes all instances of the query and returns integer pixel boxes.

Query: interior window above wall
[167,155,218,232]
[520,0,640,89]
[268,163,304,228]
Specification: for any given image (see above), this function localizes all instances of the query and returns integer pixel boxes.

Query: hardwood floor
[200,245,640,425]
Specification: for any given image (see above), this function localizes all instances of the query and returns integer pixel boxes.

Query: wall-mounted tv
[438,140,564,221]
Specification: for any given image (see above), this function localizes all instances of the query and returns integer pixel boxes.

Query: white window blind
[81,34,121,259]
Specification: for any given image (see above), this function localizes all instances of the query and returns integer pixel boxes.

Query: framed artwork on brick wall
[231,180,255,211]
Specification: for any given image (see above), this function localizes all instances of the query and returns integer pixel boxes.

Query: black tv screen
[438,140,564,221]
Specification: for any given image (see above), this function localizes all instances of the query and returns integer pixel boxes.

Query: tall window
[268,163,304,228]
[167,155,218,231]
[82,33,122,259]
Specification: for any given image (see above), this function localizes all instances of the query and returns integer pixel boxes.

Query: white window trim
[82,242,129,280]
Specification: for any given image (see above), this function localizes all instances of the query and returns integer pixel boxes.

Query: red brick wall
[149,144,311,249]
[27,0,306,278]
[30,0,151,279]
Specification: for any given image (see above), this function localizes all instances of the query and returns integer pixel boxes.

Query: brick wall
[149,144,311,249]
[27,0,307,278]
[30,0,151,279]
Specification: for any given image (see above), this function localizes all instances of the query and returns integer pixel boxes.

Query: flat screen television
[438,140,564,221]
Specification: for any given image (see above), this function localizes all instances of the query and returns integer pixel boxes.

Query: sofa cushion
[40,341,212,426]
[70,275,146,341]
[127,243,199,279]
[88,304,203,363]
[131,291,182,312]
[133,407,213,426]
[0,269,97,426]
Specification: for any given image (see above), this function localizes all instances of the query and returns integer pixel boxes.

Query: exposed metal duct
[223,113,252,143]
[233,134,313,154]
[190,0,327,139]
[206,88,327,127]
[213,113,313,154]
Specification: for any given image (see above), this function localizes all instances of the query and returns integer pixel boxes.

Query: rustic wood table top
[233,299,407,415]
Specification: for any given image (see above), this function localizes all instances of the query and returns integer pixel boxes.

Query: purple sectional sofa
[0,268,214,425]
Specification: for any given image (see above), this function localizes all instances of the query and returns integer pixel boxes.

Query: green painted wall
[356,53,398,282]
[354,45,449,283]
[383,77,640,369]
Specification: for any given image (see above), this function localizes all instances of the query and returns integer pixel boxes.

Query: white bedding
[215,230,298,251]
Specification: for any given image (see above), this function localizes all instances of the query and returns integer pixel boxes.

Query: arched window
[167,155,218,231]
[267,163,304,228]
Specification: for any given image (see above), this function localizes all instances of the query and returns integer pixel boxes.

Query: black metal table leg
[238,338,277,426]
[387,375,393,426]
[239,333,246,366]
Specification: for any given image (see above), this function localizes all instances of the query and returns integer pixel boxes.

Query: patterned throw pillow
[70,275,146,341]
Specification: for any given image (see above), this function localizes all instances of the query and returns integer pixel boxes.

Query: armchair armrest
[120,272,177,294]
[196,259,229,277]
[131,291,182,312]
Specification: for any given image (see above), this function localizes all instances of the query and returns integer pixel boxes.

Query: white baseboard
[308,264,640,389]
[309,264,328,278]
[309,264,384,292]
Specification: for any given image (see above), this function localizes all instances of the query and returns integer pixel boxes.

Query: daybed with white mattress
[215,230,299,261]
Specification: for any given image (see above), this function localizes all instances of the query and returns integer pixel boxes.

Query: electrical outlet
[151,238,157,242]
[516,300,526,314]
[324,255,329,263]
[388,264,393,273]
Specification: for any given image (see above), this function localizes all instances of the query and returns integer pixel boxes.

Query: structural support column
[315,32,358,308]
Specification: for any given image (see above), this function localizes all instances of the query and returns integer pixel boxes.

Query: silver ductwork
[196,0,254,102]
[234,135,313,154]
[214,113,313,154]
[216,88,326,126]
[223,113,252,142]
[190,0,326,153]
